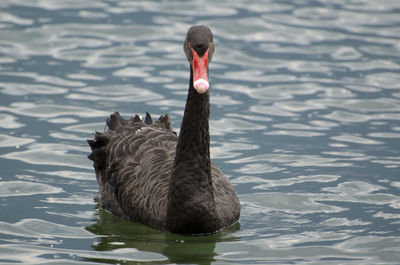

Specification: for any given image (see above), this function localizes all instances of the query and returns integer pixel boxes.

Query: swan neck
[166,66,218,234]
[173,65,211,188]
[179,65,210,156]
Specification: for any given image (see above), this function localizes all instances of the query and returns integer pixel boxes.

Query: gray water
[1,0,400,264]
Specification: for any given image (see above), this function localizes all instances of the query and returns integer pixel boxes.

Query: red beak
[192,48,210,94]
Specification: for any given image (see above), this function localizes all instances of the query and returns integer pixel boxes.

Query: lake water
[1,0,400,264]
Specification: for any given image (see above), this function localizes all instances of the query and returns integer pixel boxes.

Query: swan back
[88,112,177,228]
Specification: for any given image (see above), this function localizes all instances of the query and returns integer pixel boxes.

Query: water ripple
[0,102,110,118]
[0,134,34,147]
[2,143,91,169]
[0,181,62,198]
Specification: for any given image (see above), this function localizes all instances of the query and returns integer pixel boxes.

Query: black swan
[88,25,240,234]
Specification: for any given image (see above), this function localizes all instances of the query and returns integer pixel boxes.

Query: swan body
[88,25,240,234]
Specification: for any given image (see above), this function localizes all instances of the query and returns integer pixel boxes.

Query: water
[1,0,400,264]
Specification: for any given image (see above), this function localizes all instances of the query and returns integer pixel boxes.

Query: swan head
[184,25,214,94]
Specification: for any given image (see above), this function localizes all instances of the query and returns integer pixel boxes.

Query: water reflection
[86,209,240,265]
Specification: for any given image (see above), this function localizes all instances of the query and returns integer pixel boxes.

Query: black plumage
[88,25,240,234]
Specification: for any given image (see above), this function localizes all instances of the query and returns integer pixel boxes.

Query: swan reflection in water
[86,208,240,265]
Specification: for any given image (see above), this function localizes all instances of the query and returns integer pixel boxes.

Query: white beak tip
[193,79,209,94]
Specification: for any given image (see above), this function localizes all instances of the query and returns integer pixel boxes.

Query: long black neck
[166,66,219,234]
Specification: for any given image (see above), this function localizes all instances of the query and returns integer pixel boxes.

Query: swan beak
[192,48,210,94]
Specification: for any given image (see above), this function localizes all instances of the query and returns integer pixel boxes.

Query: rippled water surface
[1,0,400,264]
